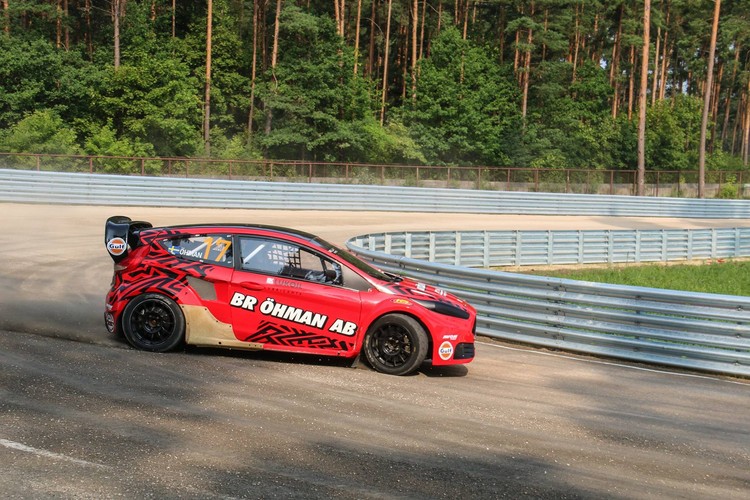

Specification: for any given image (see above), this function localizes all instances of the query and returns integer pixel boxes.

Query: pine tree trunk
[732,93,743,155]
[610,5,623,118]
[418,0,426,61]
[411,0,418,104]
[462,0,469,40]
[591,13,599,62]
[436,0,442,35]
[247,0,259,144]
[367,0,376,77]
[85,0,92,58]
[172,0,176,37]
[636,0,650,197]
[63,0,68,49]
[571,2,580,80]
[627,44,635,121]
[265,0,282,136]
[513,29,520,78]
[721,44,740,144]
[651,25,660,105]
[113,0,122,69]
[698,0,720,198]
[56,0,61,49]
[610,5,622,84]
[380,0,393,125]
[659,42,670,100]
[521,2,534,120]
[333,0,340,36]
[353,0,362,74]
[400,22,408,100]
[2,0,9,35]
[204,0,213,155]
[658,7,669,100]
[710,62,723,153]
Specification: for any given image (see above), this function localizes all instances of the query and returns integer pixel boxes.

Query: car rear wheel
[122,294,185,352]
[363,314,428,375]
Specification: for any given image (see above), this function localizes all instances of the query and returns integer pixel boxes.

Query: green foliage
[358,119,427,164]
[530,260,750,296]
[525,60,616,169]
[254,6,374,162]
[0,37,100,130]
[645,95,703,170]
[1,0,749,175]
[405,27,522,166]
[715,175,739,199]
[93,55,201,158]
[0,110,79,155]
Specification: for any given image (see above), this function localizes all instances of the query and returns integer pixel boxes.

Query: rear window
[161,235,233,267]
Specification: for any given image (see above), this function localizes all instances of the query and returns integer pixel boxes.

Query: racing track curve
[1,203,749,499]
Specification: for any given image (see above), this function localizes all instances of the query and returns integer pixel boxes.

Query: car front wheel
[363,314,428,375]
[121,293,185,352]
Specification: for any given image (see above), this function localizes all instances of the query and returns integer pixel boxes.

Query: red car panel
[104,216,476,375]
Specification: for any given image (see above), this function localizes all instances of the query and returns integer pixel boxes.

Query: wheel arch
[362,308,435,361]
[120,292,187,352]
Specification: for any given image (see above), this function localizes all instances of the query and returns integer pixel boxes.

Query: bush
[0,110,79,155]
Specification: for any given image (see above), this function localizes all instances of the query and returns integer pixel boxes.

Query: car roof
[145,223,326,245]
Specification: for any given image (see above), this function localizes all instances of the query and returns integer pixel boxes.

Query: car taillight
[114,246,147,272]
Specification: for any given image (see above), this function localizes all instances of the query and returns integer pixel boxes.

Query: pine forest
[1,0,750,178]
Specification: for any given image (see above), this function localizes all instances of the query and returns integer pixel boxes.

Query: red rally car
[104,216,476,375]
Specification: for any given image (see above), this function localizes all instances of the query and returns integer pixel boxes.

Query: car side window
[239,237,342,285]
[161,234,233,267]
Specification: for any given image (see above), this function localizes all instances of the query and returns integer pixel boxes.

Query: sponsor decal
[416,283,426,291]
[266,277,275,284]
[438,341,454,361]
[276,279,302,289]
[107,237,127,256]
[229,292,358,336]
[442,334,458,341]
[392,298,412,305]
[169,246,203,258]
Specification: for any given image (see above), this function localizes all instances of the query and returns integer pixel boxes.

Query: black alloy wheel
[122,293,185,352]
[364,314,428,376]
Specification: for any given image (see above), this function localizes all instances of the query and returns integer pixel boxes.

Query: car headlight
[412,299,470,320]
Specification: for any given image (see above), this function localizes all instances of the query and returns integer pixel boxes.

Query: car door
[228,235,362,356]
[157,232,235,324]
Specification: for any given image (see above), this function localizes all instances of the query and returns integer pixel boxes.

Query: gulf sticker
[438,341,454,361]
[107,237,127,256]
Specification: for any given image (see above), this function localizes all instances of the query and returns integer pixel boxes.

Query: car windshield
[313,237,395,282]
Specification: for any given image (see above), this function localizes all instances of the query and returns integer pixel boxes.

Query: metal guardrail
[4,169,750,218]
[345,244,750,377]
[348,228,750,267]
[2,151,749,198]
[3,169,750,376]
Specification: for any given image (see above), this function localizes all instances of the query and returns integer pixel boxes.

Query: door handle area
[239,281,264,291]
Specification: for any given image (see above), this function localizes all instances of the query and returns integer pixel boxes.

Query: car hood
[379,277,473,311]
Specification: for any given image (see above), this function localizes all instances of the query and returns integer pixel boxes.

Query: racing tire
[363,314,428,376]
[121,294,185,352]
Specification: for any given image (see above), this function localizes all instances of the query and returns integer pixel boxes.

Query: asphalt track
[1,203,750,499]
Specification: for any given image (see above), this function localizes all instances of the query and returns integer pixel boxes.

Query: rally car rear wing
[105,216,153,262]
